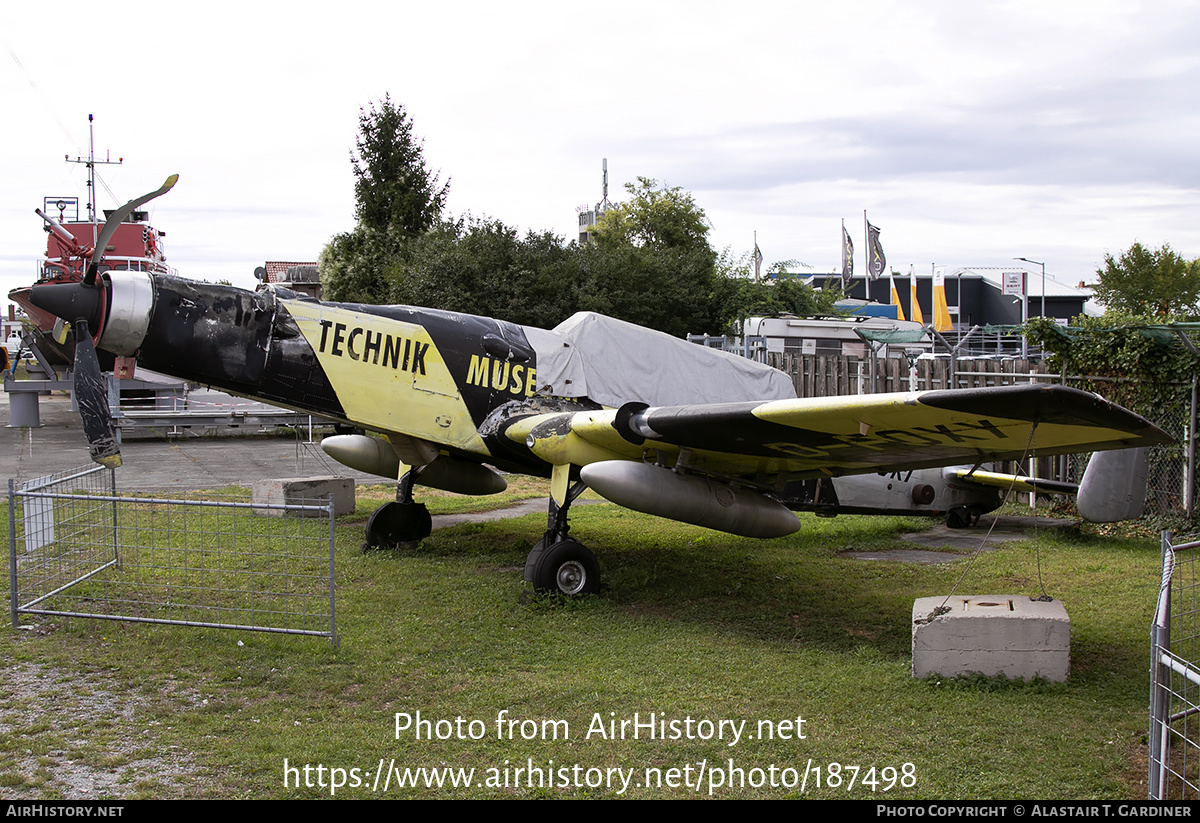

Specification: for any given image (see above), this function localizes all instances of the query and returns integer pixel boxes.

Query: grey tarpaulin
[523,312,797,408]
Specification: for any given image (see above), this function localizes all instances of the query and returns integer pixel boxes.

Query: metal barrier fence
[8,464,336,644]
[1149,532,1200,799]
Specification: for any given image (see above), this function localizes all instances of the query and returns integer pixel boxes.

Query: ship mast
[65,114,122,246]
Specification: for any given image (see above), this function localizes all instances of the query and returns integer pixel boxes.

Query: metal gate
[1149,532,1200,798]
[8,464,336,643]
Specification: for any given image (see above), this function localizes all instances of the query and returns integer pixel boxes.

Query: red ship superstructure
[10,116,175,365]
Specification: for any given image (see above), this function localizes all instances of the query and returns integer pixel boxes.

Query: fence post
[9,478,17,628]
[1148,531,1174,799]
[110,466,120,568]
[328,493,338,648]
[1188,377,1197,518]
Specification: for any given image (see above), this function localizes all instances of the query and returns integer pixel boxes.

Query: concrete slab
[901,514,1079,550]
[843,514,1080,564]
[429,498,606,530]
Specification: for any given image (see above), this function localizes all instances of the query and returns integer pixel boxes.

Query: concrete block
[252,476,356,517]
[911,595,1070,682]
[7,390,41,428]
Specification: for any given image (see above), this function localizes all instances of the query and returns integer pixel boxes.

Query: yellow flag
[890,275,906,322]
[933,266,953,331]
[910,276,925,325]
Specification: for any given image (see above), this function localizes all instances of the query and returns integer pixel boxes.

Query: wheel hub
[556,560,588,596]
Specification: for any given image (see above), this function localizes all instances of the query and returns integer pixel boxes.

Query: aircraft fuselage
[100,272,585,475]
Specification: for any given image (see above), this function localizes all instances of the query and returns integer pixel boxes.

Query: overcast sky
[3,0,1197,318]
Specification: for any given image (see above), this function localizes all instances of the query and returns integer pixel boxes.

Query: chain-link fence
[1057,377,1194,522]
[8,464,337,643]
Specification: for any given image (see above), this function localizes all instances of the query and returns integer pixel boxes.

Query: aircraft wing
[510,383,1170,480]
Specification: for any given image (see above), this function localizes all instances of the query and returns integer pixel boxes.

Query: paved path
[0,391,380,490]
[844,514,1078,563]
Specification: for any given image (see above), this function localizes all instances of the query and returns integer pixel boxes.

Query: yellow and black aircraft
[25,178,1170,596]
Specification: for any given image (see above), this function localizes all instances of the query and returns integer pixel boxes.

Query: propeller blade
[85,174,179,286]
[28,172,176,465]
[72,319,121,468]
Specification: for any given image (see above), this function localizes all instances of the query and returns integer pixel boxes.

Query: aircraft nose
[29,281,104,328]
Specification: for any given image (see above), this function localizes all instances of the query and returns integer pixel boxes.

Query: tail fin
[1077,448,1150,522]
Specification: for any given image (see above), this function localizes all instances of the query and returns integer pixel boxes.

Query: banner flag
[910,274,925,325]
[866,218,886,281]
[932,265,953,331]
[841,224,853,286]
[890,274,906,322]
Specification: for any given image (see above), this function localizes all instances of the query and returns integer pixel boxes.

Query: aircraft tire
[365,501,432,549]
[946,507,973,529]
[532,539,600,597]
[523,535,549,584]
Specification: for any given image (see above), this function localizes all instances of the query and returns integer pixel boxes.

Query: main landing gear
[364,469,432,550]
[363,462,600,598]
[945,506,980,529]
[523,479,600,597]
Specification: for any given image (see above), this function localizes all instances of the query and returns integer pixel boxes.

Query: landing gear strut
[524,477,600,597]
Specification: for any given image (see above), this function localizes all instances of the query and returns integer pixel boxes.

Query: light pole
[1014,257,1047,507]
[1015,257,1046,320]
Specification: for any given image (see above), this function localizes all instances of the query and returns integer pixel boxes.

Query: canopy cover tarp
[524,312,797,408]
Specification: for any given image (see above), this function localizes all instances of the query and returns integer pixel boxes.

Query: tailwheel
[529,538,600,597]
[364,501,432,550]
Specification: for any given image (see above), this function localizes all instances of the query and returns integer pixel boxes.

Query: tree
[578,178,722,336]
[1093,241,1200,318]
[390,218,580,326]
[1024,313,1197,427]
[318,225,405,305]
[589,177,710,251]
[698,252,843,336]
[320,98,448,302]
[728,274,841,320]
[351,95,449,236]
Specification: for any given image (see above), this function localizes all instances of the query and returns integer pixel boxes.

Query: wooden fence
[766,353,1042,397]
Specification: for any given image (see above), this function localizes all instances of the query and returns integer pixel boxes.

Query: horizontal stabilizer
[949,467,1078,496]
[952,447,1150,522]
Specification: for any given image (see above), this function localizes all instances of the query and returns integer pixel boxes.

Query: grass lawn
[1,480,1167,799]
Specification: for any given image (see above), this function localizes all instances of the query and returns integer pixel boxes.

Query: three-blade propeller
[29,175,178,468]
